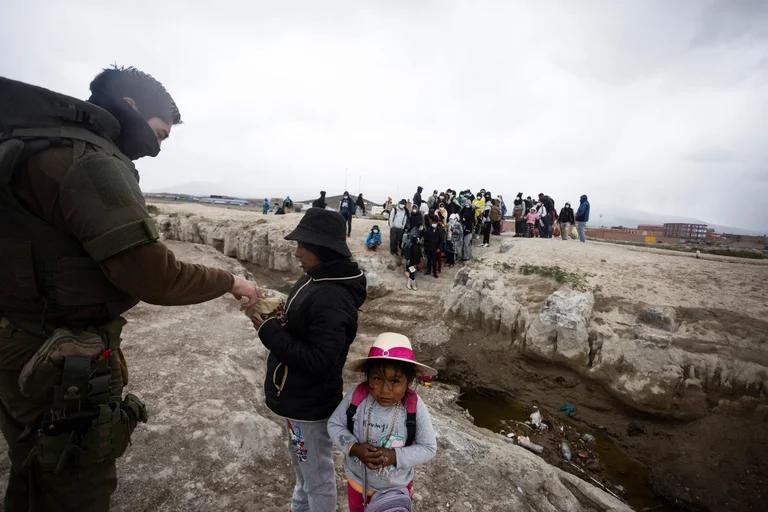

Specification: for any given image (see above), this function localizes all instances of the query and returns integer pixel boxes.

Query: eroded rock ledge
[443,265,768,421]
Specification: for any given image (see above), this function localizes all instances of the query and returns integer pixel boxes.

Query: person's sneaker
[412,281,418,290]
[406,279,412,290]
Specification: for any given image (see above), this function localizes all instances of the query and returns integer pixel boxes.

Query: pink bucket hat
[347,332,437,376]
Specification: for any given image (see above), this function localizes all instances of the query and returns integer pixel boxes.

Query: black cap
[284,208,351,258]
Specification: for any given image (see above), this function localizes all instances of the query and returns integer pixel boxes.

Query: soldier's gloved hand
[231,276,263,310]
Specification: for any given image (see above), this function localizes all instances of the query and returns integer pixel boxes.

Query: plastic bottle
[560,440,573,461]
[530,409,542,428]
[517,436,544,455]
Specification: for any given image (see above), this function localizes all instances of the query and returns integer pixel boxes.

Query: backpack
[346,382,418,447]
[366,488,412,512]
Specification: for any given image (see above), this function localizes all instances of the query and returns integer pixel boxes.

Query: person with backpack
[327,332,437,512]
[525,207,540,238]
[537,193,556,238]
[0,68,263,510]
[263,197,270,215]
[251,208,367,512]
[339,191,354,237]
[388,200,408,255]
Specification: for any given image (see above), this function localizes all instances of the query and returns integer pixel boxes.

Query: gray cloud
[2,0,767,231]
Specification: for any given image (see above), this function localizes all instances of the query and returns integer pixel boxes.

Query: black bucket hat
[284,207,351,258]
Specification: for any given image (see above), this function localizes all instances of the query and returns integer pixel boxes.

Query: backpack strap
[345,382,371,434]
[10,126,131,166]
[404,389,418,446]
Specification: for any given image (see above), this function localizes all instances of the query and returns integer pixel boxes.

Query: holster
[18,317,148,472]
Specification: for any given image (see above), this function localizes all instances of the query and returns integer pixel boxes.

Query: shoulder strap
[346,382,370,434]
[404,389,418,446]
[10,126,131,166]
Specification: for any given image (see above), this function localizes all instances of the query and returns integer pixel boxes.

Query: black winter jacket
[423,224,446,251]
[460,206,475,234]
[558,207,575,224]
[259,259,367,420]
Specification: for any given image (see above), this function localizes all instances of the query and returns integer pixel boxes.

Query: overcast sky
[2,1,767,231]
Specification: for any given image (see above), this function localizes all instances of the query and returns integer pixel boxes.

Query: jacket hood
[306,259,367,307]
[580,194,588,202]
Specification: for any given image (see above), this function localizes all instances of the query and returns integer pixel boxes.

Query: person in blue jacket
[574,194,590,243]
[262,197,270,215]
[365,225,382,251]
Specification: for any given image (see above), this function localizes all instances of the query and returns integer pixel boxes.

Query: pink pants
[347,481,414,512]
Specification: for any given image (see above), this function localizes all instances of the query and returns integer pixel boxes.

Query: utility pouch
[76,402,126,465]
[34,394,147,472]
[18,328,105,400]
[77,394,147,466]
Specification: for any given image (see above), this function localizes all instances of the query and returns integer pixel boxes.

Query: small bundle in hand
[244,296,283,319]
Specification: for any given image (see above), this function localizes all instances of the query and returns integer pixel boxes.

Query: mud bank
[150,204,767,511]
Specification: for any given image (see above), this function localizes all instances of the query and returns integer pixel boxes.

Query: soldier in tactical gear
[0,66,262,511]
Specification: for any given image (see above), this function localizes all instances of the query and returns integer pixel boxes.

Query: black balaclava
[88,92,160,160]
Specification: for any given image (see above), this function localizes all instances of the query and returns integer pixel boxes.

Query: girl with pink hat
[327,332,437,511]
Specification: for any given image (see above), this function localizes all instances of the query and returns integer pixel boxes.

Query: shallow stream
[457,388,684,512]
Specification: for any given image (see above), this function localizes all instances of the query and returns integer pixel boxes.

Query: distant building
[663,223,707,240]
[637,224,665,236]
[198,195,251,206]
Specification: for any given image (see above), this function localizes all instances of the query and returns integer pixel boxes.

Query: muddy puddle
[458,388,684,512]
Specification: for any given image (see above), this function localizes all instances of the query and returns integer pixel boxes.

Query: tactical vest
[0,76,158,334]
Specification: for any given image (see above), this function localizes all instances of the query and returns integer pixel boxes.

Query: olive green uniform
[0,79,233,511]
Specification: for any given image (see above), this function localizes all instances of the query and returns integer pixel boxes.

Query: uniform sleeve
[59,151,158,262]
[100,241,234,305]
[258,291,354,377]
[394,397,437,469]
[327,390,358,455]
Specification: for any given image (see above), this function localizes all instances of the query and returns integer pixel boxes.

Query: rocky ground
[2,202,765,511]
[0,240,630,512]
[149,202,767,511]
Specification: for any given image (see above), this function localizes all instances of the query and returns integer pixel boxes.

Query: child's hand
[373,447,397,469]
[350,443,381,468]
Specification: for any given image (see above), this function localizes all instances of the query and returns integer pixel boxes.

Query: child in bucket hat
[327,333,437,512]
